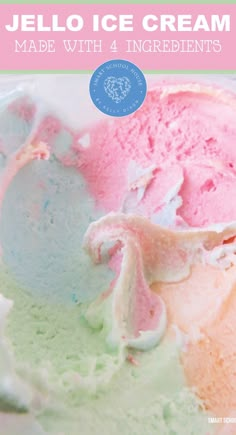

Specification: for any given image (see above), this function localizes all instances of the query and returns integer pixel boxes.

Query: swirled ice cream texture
[84,212,236,355]
[1,80,236,433]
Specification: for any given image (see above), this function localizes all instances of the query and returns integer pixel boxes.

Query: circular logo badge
[89,59,147,117]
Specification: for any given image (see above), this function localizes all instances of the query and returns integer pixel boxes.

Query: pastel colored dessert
[1,79,236,435]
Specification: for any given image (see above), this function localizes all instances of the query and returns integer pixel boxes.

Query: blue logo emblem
[89,60,147,117]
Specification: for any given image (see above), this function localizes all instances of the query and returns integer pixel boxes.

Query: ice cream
[1,77,236,434]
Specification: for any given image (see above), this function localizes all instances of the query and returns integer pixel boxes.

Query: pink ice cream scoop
[75,82,236,226]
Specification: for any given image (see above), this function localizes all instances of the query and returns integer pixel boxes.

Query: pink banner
[0,4,234,70]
